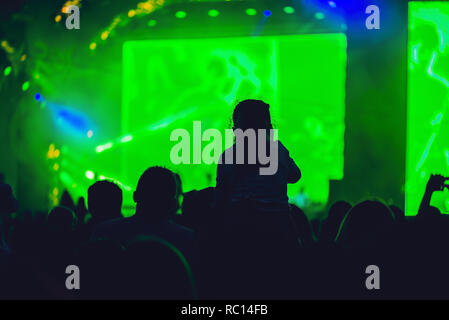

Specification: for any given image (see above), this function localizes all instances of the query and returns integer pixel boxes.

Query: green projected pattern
[407,2,449,215]
[122,34,347,207]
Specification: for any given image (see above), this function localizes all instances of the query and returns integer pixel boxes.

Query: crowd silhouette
[0,99,448,299]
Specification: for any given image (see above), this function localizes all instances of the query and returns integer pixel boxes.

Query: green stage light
[22,81,30,91]
[175,11,187,19]
[208,9,219,17]
[147,19,157,27]
[407,1,449,215]
[246,8,257,16]
[283,6,295,14]
[3,66,11,76]
[315,12,325,20]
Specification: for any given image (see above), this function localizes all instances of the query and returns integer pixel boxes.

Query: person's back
[91,167,195,264]
[215,100,301,210]
[217,141,300,207]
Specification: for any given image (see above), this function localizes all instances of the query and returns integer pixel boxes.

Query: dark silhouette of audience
[1,100,449,299]
[91,167,196,267]
[215,99,301,211]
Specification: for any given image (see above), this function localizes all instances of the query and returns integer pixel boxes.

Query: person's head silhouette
[336,200,395,249]
[47,206,77,233]
[133,166,180,221]
[88,180,123,224]
[233,99,273,132]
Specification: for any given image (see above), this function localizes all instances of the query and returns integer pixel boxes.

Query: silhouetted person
[76,239,126,299]
[334,200,398,298]
[418,174,448,217]
[212,100,303,298]
[336,200,395,250]
[47,206,77,233]
[75,197,88,223]
[91,167,195,265]
[320,200,352,244]
[88,180,123,225]
[123,236,197,299]
[289,204,314,247]
[59,189,76,212]
[389,205,405,224]
[0,183,17,253]
[215,99,301,210]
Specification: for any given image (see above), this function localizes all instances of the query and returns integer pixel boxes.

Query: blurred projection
[122,34,347,206]
[407,1,449,214]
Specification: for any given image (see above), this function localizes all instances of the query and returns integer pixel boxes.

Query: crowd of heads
[1,165,448,299]
[0,100,448,299]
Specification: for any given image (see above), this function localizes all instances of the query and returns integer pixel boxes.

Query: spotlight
[22,81,30,92]
[175,11,187,19]
[283,6,295,14]
[101,31,109,41]
[35,93,42,101]
[315,12,325,20]
[208,9,219,17]
[328,1,337,8]
[246,8,257,16]
[85,170,95,180]
[147,19,157,27]
[3,66,11,76]
[264,10,272,17]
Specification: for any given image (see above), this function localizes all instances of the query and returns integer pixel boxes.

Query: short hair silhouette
[47,206,77,232]
[88,180,123,223]
[133,166,180,220]
[336,200,395,248]
[233,99,272,131]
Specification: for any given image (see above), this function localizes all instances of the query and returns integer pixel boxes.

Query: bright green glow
[407,2,449,215]
[246,8,257,16]
[175,11,186,19]
[315,12,325,20]
[208,9,219,17]
[85,170,94,180]
[96,142,113,153]
[147,19,157,27]
[4,66,11,76]
[122,34,347,206]
[283,6,295,14]
[22,81,30,91]
[120,135,133,143]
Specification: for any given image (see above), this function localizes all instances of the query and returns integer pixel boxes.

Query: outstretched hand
[426,174,448,193]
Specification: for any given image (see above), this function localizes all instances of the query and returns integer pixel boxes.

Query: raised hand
[426,174,447,193]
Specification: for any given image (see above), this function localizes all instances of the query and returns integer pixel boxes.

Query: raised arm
[418,174,447,216]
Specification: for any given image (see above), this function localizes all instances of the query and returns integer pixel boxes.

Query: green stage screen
[407,2,449,215]
[121,34,347,208]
